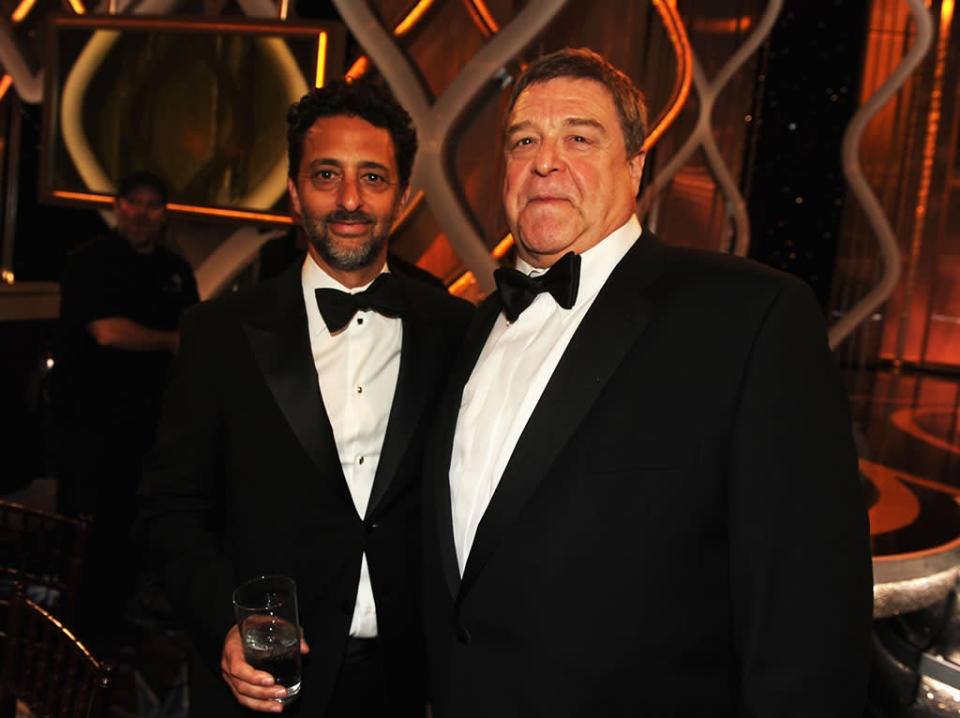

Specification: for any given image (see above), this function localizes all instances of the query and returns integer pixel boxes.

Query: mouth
[324,211,375,237]
[327,220,373,237]
[526,195,569,206]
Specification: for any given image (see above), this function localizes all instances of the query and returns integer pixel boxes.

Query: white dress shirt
[449,215,642,574]
[302,256,402,637]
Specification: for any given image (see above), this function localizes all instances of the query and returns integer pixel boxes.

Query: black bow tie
[314,274,406,333]
[493,251,581,322]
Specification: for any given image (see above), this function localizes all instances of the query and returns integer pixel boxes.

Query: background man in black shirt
[54,171,198,634]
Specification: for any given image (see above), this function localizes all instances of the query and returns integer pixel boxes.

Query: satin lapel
[242,269,344,487]
[366,280,439,516]
[434,296,502,600]
[459,233,666,597]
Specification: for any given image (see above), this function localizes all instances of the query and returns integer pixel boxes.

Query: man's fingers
[221,625,288,711]
[221,669,287,712]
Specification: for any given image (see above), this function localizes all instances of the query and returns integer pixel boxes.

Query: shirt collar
[301,254,389,294]
[514,215,642,308]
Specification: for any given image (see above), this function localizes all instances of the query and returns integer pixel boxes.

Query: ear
[627,151,646,195]
[398,185,411,211]
[287,176,303,223]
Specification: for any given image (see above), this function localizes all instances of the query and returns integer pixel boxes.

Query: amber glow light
[10,0,37,23]
[465,0,500,36]
[394,0,435,37]
[52,190,112,204]
[0,75,13,103]
[645,0,692,151]
[692,16,753,34]
[65,0,86,14]
[445,233,514,296]
[166,203,293,224]
[492,233,513,259]
[315,32,327,88]
[1,269,14,284]
[448,271,476,296]
[897,0,953,360]
[346,0,434,81]
[345,57,369,82]
[52,191,293,224]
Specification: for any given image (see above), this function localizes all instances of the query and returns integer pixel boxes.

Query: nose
[534,137,560,176]
[337,173,363,211]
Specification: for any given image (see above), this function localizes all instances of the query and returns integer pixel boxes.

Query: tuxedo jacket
[138,262,473,716]
[423,232,872,717]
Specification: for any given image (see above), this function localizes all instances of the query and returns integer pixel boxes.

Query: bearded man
[138,80,473,717]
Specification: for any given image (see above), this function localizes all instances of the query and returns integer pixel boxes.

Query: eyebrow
[307,158,393,174]
[505,117,607,136]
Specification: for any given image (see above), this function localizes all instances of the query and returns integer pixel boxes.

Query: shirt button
[357,317,364,325]
[357,386,363,393]
[358,456,364,465]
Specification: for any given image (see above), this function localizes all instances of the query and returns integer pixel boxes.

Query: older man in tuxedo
[139,79,472,716]
[423,48,872,717]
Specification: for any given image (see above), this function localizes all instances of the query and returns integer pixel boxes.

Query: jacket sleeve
[136,304,237,671]
[728,278,873,717]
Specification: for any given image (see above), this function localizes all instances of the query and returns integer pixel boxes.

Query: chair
[0,500,90,624]
[0,582,114,718]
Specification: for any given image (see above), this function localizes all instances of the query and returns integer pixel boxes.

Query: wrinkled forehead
[506,77,621,135]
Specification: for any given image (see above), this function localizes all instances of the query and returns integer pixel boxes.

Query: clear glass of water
[232,575,302,704]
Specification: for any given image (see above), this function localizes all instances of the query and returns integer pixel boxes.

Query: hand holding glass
[233,575,302,704]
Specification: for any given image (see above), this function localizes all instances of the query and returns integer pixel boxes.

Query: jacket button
[456,625,471,644]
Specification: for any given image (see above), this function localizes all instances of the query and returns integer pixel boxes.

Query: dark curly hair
[506,48,648,158]
[286,79,418,190]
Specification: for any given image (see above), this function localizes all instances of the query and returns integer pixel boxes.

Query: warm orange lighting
[448,271,476,296]
[10,0,37,23]
[315,31,327,88]
[896,0,953,360]
[691,16,753,34]
[345,57,369,82]
[345,1,434,81]
[446,233,513,295]
[395,0,435,37]
[890,407,960,457]
[52,191,294,224]
[464,0,499,36]
[52,190,112,204]
[166,203,294,223]
[645,0,692,151]
[492,233,513,259]
[277,0,289,21]
[1,269,14,284]
[0,75,13,104]
[65,0,85,14]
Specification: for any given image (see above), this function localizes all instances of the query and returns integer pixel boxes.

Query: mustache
[324,209,375,224]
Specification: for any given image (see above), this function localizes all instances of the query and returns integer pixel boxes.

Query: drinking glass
[232,575,302,704]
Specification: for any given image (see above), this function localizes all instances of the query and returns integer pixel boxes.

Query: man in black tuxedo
[423,48,872,716]
[138,80,472,716]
